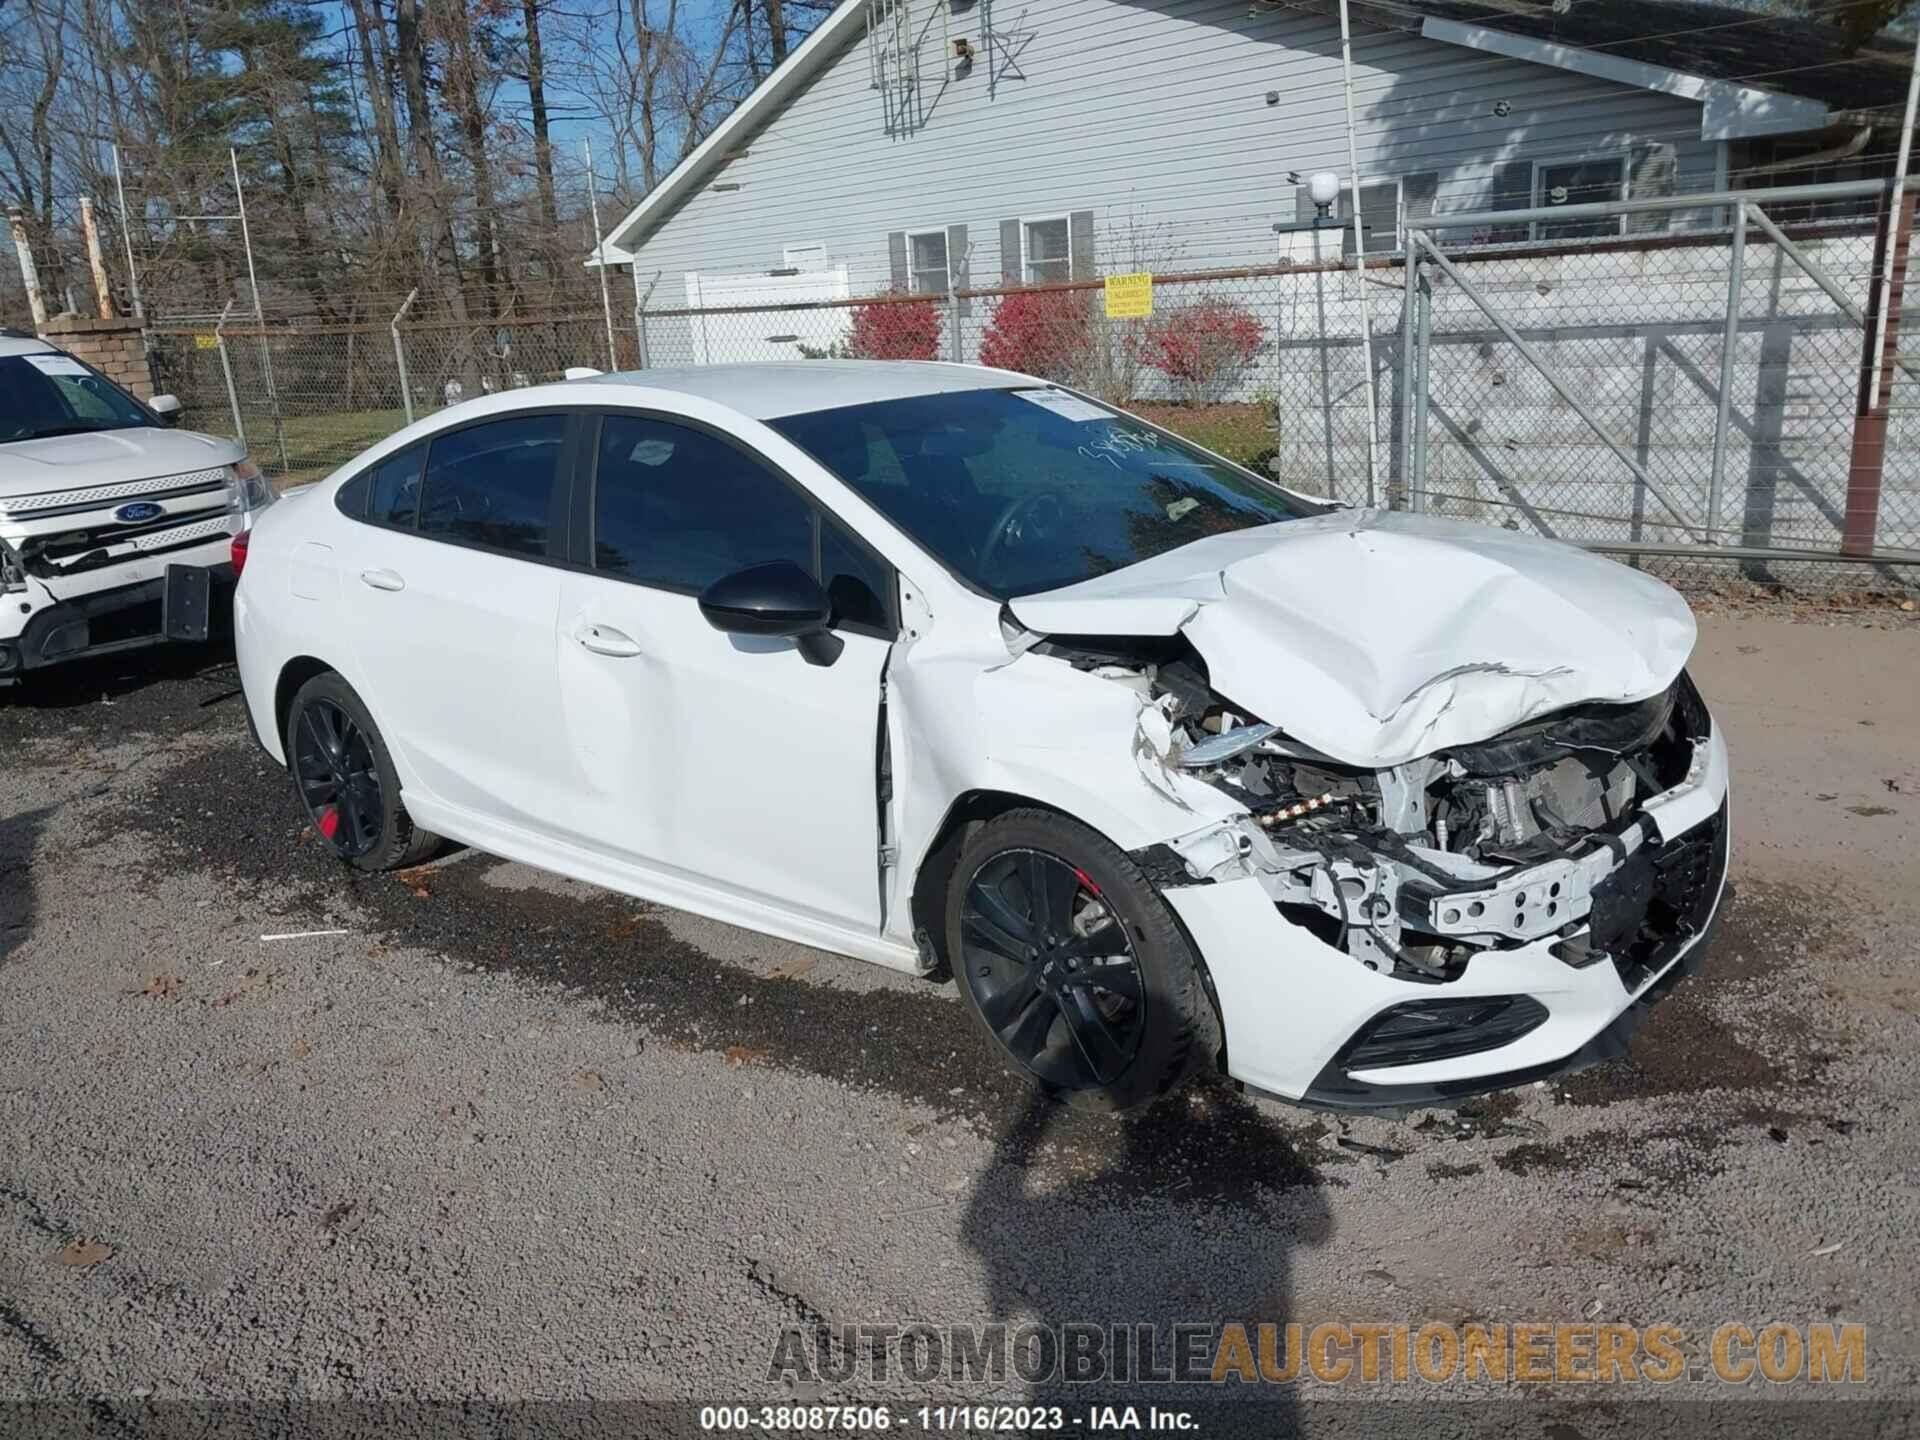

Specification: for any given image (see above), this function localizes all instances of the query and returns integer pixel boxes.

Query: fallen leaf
[607,916,644,941]
[291,1038,313,1060]
[768,956,818,981]
[724,1045,769,1069]
[571,1070,606,1090]
[132,973,184,1000]
[394,866,434,900]
[54,1237,113,1267]
[320,1201,356,1232]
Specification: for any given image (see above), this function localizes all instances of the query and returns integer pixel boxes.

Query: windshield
[769,387,1322,598]
[0,352,156,444]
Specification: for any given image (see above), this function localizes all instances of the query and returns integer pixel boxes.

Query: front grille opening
[1339,994,1550,1071]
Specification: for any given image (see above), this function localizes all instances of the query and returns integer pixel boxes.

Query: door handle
[359,569,405,592]
[575,623,644,658]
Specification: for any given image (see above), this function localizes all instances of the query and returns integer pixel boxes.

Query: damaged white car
[234,362,1729,1110]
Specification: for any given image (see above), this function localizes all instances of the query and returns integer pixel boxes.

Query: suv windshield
[0,352,156,444]
[769,387,1322,598]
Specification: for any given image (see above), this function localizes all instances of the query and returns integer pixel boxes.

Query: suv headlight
[0,541,25,594]
[225,459,276,516]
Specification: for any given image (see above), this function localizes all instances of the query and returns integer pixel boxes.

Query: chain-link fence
[148,312,626,485]
[141,178,1919,591]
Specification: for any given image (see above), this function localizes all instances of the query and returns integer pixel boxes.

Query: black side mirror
[698,561,843,666]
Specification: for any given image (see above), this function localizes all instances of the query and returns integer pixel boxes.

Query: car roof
[565,360,1037,420]
[0,332,55,357]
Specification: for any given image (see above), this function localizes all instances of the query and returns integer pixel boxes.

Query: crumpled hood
[0,426,242,500]
[1007,509,1696,768]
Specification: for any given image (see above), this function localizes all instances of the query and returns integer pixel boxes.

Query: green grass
[240,408,410,487]
[1128,402,1277,468]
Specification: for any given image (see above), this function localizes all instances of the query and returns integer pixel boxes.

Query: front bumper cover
[1300,800,1727,1110]
[0,562,231,678]
[1161,717,1732,1107]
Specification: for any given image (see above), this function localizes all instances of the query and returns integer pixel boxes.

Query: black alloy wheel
[959,847,1148,1091]
[291,696,384,859]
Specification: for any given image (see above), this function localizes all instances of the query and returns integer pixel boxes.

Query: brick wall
[36,315,155,399]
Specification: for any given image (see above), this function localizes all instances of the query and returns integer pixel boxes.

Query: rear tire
[945,808,1216,1111]
[284,671,439,873]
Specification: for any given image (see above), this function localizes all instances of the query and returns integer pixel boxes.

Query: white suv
[0,329,273,683]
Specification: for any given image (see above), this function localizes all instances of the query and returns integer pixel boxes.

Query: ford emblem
[115,501,164,522]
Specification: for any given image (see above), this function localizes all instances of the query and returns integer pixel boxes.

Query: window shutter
[947,223,970,316]
[1069,210,1095,281]
[1628,143,1677,234]
[1403,171,1439,228]
[999,218,1021,285]
[1486,159,1533,242]
[888,231,908,291]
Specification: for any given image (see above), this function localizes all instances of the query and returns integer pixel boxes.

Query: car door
[553,409,897,933]
[337,410,578,833]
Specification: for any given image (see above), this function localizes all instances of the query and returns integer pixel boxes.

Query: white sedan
[233,363,1729,1111]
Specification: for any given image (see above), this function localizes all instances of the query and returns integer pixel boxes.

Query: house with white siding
[590,0,1907,332]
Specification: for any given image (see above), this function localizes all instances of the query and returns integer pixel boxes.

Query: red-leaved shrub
[846,294,943,360]
[978,290,1092,381]
[1133,299,1267,402]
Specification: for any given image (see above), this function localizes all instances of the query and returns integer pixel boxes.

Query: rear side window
[593,415,813,591]
[336,445,425,525]
[369,447,425,527]
[418,415,565,557]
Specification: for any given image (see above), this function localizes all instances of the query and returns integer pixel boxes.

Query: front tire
[945,809,1216,1110]
[284,671,439,873]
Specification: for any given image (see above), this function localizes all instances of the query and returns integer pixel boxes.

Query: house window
[1338,181,1403,257]
[908,229,950,295]
[1022,216,1071,284]
[1533,154,1630,239]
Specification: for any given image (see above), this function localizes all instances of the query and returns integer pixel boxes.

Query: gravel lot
[2,603,1917,1436]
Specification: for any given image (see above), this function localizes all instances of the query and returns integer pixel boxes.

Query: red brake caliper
[317,806,341,840]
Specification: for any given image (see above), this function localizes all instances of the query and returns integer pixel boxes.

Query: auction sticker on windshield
[1011,388,1110,423]
[22,354,90,377]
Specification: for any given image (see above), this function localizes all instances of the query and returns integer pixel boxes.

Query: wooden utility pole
[1842,191,1916,557]
[80,198,117,319]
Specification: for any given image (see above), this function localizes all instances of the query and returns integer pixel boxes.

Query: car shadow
[958,1082,1331,1431]
[2,635,238,712]
[0,804,49,969]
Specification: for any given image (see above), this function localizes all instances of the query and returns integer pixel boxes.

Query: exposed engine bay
[1040,636,1713,985]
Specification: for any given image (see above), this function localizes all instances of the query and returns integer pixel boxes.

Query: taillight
[230,527,250,578]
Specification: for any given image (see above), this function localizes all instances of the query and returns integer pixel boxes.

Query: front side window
[592,414,893,634]
[1535,155,1628,239]
[771,388,1323,599]
[418,413,565,557]
[0,353,155,444]
[908,230,950,295]
[1023,218,1071,284]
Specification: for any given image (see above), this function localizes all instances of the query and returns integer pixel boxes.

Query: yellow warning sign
[193,333,219,350]
[1104,272,1153,319]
